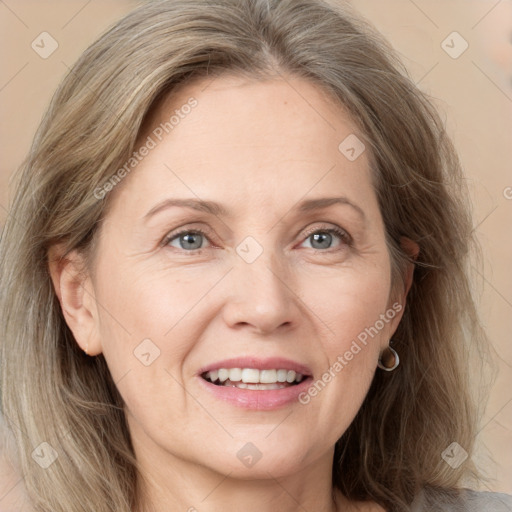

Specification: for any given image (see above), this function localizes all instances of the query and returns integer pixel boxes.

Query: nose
[221,247,300,335]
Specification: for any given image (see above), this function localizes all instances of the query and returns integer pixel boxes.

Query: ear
[399,236,419,298]
[48,244,102,356]
[382,237,420,344]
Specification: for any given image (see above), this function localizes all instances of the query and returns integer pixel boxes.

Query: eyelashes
[300,225,352,250]
[163,227,212,252]
[162,224,353,254]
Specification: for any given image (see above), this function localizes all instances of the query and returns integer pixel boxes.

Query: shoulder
[461,489,512,511]
[412,487,512,512]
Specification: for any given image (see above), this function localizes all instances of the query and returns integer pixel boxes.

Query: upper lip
[198,357,313,377]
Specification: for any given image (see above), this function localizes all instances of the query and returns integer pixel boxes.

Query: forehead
[107,74,377,221]
[143,73,357,146]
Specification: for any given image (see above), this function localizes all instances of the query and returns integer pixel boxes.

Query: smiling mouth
[202,368,307,390]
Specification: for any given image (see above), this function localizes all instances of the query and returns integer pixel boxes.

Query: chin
[196,436,313,478]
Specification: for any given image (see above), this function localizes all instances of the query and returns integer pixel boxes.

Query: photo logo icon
[31,32,59,59]
[441,32,469,59]
[338,134,365,161]
[32,442,58,469]
[134,338,161,366]
[441,441,468,469]
[237,442,263,468]
[236,236,263,264]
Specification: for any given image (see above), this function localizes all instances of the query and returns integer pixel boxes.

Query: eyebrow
[143,196,365,221]
[297,197,365,220]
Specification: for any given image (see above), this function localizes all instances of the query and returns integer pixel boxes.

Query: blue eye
[165,229,210,251]
[301,227,351,251]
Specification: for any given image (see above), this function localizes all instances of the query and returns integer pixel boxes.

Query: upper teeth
[205,368,304,384]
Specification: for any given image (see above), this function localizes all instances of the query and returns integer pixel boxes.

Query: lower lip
[197,376,313,410]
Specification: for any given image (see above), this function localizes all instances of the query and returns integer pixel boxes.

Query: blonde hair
[0,0,491,510]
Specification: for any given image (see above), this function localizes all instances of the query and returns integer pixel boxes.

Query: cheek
[92,264,202,431]
[95,258,206,342]
[294,260,393,432]
[92,258,224,403]
[300,260,393,351]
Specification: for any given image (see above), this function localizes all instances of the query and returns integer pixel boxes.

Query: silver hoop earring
[377,345,399,371]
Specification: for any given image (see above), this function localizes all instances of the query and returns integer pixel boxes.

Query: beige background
[0,0,511,494]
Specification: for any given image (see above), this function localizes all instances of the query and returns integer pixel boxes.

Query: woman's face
[78,75,406,479]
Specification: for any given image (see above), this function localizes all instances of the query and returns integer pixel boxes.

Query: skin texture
[50,75,414,512]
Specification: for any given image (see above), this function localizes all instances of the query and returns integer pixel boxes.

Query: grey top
[411,488,512,511]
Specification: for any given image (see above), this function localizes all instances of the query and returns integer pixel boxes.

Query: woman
[0,0,510,510]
